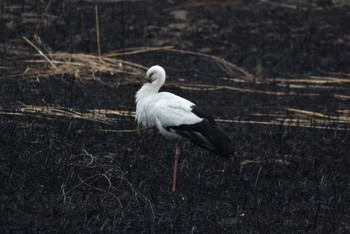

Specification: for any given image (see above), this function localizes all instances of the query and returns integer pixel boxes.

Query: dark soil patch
[1,0,350,233]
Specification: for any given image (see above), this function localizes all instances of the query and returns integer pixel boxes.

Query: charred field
[1,0,350,233]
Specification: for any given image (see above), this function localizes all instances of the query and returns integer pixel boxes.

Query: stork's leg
[172,142,181,192]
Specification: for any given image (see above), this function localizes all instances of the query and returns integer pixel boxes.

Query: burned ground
[1,0,350,233]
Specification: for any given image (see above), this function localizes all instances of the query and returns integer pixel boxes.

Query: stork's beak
[139,75,150,83]
[144,75,151,82]
[144,73,155,83]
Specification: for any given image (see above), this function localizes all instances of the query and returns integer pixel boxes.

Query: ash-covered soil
[1,0,350,233]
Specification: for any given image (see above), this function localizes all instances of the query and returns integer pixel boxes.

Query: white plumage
[135,65,234,191]
[136,65,233,155]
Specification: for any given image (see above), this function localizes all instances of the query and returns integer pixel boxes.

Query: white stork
[135,65,234,192]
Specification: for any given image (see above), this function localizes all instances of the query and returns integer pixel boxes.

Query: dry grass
[1,103,349,131]
[21,36,147,83]
[164,0,242,11]
[1,35,349,132]
[59,148,155,224]
[1,0,349,134]
[17,36,254,85]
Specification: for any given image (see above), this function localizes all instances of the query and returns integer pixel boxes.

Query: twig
[34,0,53,37]
[286,108,350,122]
[266,77,350,84]
[104,46,174,57]
[167,82,319,96]
[22,36,57,69]
[95,4,101,57]
[164,48,254,81]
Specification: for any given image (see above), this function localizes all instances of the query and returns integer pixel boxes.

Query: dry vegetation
[2,35,348,131]
[1,0,350,233]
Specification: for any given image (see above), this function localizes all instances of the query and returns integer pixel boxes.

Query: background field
[1,0,350,233]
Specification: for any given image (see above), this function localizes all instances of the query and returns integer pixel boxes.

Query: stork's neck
[136,81,162,103]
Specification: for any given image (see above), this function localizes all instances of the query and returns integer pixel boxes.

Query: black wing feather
[191,105,216,124]
[165,105,234,157]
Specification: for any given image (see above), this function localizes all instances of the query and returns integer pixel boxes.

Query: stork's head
[146,65,166,83]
